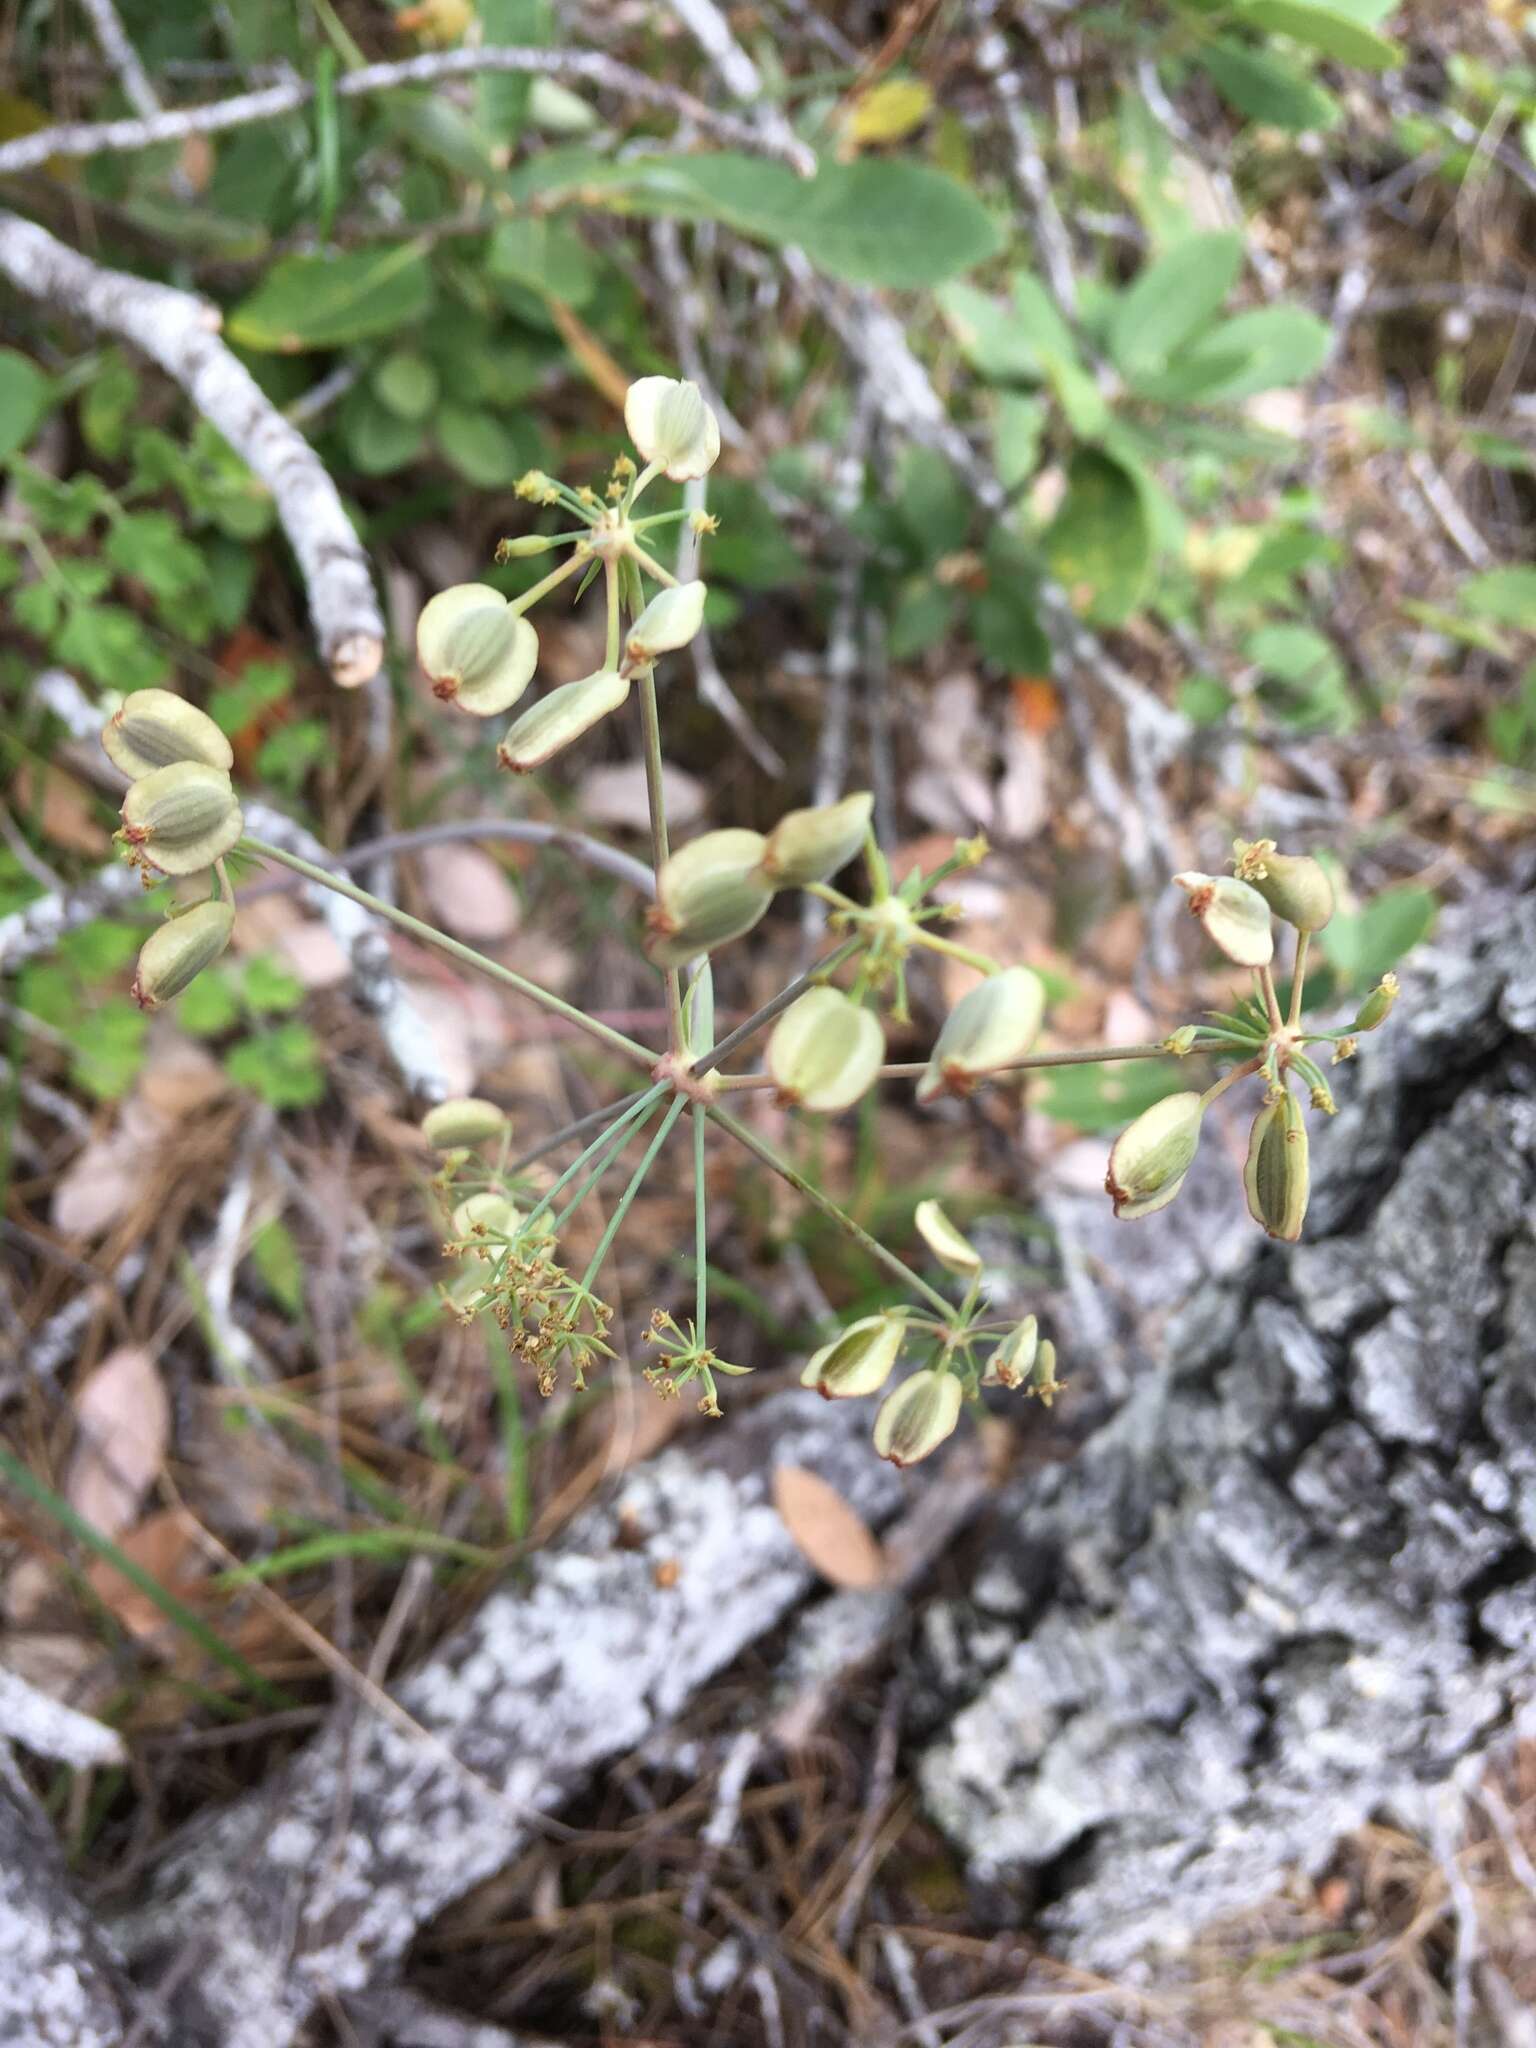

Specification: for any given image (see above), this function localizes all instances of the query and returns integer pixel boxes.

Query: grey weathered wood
[112,1392,903,2046]
[0,1751,138,2048]
[919,896,1536,1969]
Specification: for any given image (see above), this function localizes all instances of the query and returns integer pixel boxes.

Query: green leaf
[104,511,207,606]
[1107,232,1244,379]
[703,478,803,589]
[208,659,292,736]
[1321,886,1436,991]
[240,954,306,1017]
[79,354,139,460]
[995,392,1047,490]
[13,581,61,639]
[477,0,552,143]
[228,246,434,351]
[59,919,141,980]
[1178,305,1332,401]
[1462,566,1536,630]
[257,719,329,795]
[765,157,1003,287]
[435,403,532,487]
[54,603,169,690]
[341,386,427,476]
[1237,0,1402,68]
[380,89,499,182]
[487,217,599,306]
[178,968,242,1037]
[508,151,1001,287]
[996,273,1108,436]
[1043,449,1153,626]
[225,1020,326,1108]
[938,282,1044,382]
[1038,1057,1188,1135]
[893,445,970,558]
[1200,39,1341,130]
[0,347,50,463]
[971,529,1049,670]
[371,349,439,421]
[1246,622,1353,729]
[67,999,149,1100]
[1179,673,1234,724]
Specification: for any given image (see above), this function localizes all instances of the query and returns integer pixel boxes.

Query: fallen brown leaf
[772,1464,886,1591]
[67,1344,170,1541]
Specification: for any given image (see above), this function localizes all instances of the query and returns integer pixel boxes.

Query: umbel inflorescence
[102,379,1396,1469]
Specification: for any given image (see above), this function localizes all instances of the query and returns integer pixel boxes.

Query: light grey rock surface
[0,1751,141,2048]
[919,895,1536,1971]
[112,1392,903,2046]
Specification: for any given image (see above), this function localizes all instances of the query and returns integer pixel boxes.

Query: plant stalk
[705,1102,955,1319]
[241,836,656,1072]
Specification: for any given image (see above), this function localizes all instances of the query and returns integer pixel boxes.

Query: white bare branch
[0,211,385,687]
[0,44,800,180]
[76,0,162,121]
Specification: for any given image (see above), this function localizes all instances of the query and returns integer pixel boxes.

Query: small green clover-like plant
[101,378,1397,1471]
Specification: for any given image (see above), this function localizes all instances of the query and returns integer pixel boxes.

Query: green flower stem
[910,929,1001,976]
[579,1095,688,1294]
[241,837,656,1073]
[626,459,663,512]
[704,1102,955,1320]
[633,632,686,1055]
[604,557,622,672]
[688,938,864,1079]
[502,1090,650,1179]
[693,1102,708,1349]
[523,1085,668,1234]
[713,1041,1182,1091]
[1288,931,1311,1031]
[507,548,586,619]
[1199,1055,1264,1109]
[1257,966,1284,1034]
[550,1106,666,1239]
[630,542,678,589]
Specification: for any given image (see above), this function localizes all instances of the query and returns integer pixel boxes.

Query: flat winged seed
[624,376,721,480]
[421,1098,510,1150]
[1173,872,1274,968]
[1105,1089,1204,1220]
[119,760,243,876]
[417,584,538,717]
[1353,973,1399,1033]
[872,1368,963,1467]
[913,1198,982,1275]
[800,1312,907,1399]
[131,900,235,1009]
[767,988,884,1112]
[102,688,233,779]
[626,581,707,663]
[450,1192,522,1245]
[760,792,874,889]
[916,965,1046,1104]
[497,669,630,772]
[1243,1088,1310,1241]
[646,829,773,968]
[982,1314,1039,1388]
[1235,842,1334,933]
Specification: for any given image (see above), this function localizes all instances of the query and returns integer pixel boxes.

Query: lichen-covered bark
[112,1393,903,2047]
[920,897,1536,1971]
[0,1754,140,2048]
